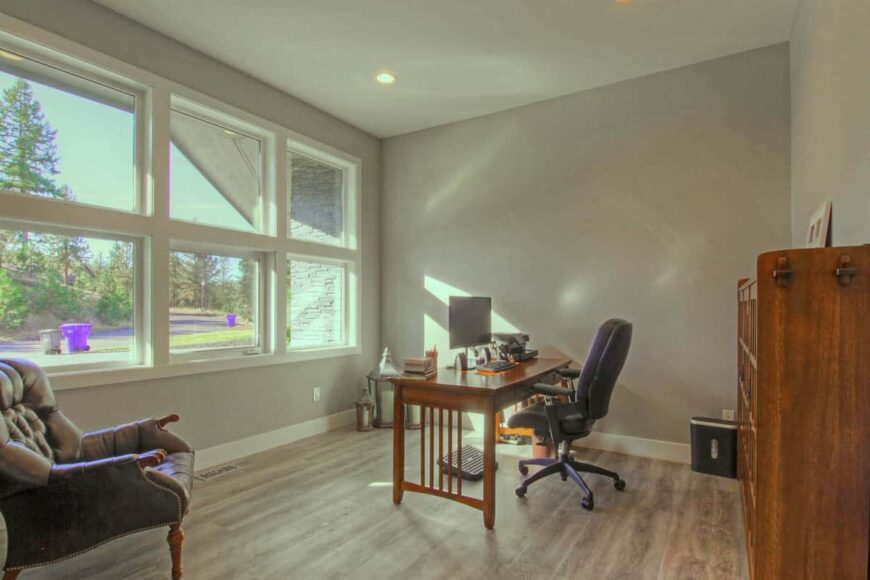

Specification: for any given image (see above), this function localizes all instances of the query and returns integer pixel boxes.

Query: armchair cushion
[0,360,82,465]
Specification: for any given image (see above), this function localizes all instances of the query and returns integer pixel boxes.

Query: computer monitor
[449,296,492,350]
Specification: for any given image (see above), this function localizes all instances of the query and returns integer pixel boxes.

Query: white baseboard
[573,431,691,464]
[196,411,689,471]
[195,409,356,470]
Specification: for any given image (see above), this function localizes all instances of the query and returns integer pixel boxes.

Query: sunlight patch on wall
[423,275,520,334]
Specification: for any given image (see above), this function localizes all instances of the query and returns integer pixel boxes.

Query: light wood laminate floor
[7,426,747,579]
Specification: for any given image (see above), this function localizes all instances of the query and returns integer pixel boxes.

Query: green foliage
[96,288,132,325]
[170,252,253,319]
[31,270,81,321]
[93,242,133,325]
[0,270,28,331]
[0,79,61,197]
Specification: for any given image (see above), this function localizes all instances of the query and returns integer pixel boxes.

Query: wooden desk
[391,356,571,529]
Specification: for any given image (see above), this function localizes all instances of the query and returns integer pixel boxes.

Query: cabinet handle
[835,255,858,286]
[772,257,792,287]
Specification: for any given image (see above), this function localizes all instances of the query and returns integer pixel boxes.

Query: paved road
[0,313,241,355]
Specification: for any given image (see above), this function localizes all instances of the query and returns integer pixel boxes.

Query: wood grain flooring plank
[5,426,747,580]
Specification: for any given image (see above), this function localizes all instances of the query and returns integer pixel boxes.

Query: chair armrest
[81,415,192,460]
[48,453,139,481]
[530,383,573,398]
[555,367,581,380]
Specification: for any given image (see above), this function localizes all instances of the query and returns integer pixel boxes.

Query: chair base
[515,452,625,510]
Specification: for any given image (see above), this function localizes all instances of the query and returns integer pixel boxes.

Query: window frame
[169,96,271,235]
[287,144,358,250]
[0,218,147,373]
[167,243,266,362]
[286,254,355,351]
[0,36,149,215]
[0,17,363,390]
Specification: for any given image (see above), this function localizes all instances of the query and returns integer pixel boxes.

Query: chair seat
[508,401,592,437]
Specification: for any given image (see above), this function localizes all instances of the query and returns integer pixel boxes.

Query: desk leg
[393,384,404,505]
[483,404,496,530]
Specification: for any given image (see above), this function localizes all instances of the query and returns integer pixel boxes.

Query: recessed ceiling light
[375,71,397,85]
[0,49,23,61]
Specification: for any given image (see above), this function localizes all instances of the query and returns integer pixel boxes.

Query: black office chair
[508,318,632,510]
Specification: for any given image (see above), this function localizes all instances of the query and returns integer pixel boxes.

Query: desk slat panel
[420,406,426,485]
[438,409,444,491]
[429,407,435,489]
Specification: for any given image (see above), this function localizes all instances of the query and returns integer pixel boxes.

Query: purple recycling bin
[59,323,92,353]
[226,313,237,327]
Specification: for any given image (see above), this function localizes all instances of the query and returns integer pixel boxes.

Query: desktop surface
[393,356,571,395]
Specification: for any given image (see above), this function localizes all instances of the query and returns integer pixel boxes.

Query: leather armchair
[0,359,194,579]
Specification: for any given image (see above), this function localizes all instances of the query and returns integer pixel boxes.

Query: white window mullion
[149,87,172,367]
[273,140,289,354]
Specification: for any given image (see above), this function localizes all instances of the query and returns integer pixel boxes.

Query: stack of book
[403,356,436,378]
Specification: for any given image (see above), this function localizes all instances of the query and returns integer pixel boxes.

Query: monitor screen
[449,296,492,349]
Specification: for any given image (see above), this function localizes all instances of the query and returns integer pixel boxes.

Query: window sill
[48,345,362,391]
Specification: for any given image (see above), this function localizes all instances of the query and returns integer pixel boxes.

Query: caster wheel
[581,496,594,511]
[515,485,527,498]
[614,479,626,491]
[518,465,529,476]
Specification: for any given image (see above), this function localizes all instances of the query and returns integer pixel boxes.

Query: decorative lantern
[355,387,374,432]
[367,348,400,428]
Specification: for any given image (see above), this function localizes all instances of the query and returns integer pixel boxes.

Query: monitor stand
[455,346,493,371]
[454,349,471,371]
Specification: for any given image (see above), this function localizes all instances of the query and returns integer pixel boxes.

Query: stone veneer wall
[287,154,345,346]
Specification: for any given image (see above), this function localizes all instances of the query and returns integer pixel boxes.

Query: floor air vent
[195,464,240,481]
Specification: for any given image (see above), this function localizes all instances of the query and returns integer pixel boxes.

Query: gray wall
[0,0,381,450]
[790,0,870,247]
[382,45,791,444]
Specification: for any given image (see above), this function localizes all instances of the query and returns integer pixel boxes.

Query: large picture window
[169,250,260,355]
[0,226,137,367]
[0,47,138,212]
[0,29,360,384]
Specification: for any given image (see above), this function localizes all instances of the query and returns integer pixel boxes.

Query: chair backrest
[576,319,633,420]
[0,359,82,464]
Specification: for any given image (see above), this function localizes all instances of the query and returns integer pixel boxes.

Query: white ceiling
[94,0,799,138]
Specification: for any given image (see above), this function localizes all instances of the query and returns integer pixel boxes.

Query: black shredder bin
[690,417,737,478]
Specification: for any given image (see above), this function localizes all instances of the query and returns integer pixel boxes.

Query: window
[0,28,361,383]
[169,250,260,355]
[170,106,263,232]
[287,257,345,348]
[0,47,137,212]
[288,152,345,246]
[0,226,137,367]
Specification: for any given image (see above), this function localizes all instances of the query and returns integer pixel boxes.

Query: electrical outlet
[313,387,321,402]
[722,409,735,421]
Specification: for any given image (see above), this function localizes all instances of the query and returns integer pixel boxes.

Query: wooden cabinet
[737,246,870,580]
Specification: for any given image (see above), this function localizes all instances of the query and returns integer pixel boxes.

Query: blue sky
[0,70,251,256]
